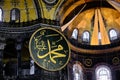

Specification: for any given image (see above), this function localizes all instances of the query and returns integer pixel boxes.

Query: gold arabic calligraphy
[34,36,66,64]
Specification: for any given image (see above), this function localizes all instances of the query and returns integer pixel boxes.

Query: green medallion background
[29,27,70,71]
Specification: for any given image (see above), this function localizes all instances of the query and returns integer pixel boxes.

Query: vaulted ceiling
[0,0,120,55]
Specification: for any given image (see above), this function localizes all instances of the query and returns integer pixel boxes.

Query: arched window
[95,65,112,80]
[0,8,3,21]
[71,29,79,40]
[11,8,20,22]
[109,29,117,40]
[30,59,35,75]
[73,63,83,80]
[82,31,90,42]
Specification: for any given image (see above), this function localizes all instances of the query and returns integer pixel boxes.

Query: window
[71,29,79,40]
[98,32,102,40]
[82,31,90,42]
[95,65,112,80]
[0,8,3,21]
[109,29,117,40]
[11,8,20,22]
[73,63,83,80]
[30,59,35,75]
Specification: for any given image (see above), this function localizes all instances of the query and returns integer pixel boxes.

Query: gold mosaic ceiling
[58,0,120,54]
[60,0,120,45]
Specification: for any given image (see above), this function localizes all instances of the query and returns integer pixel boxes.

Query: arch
[73,62,83,80]
[82,31,90,43]
[71,28,79,40]
[10,8,20,22]
[0,8,3,22]
[109,29,118,41]
[95,65,112,80]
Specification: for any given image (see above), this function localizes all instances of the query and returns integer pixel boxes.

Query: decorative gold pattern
[112,57,119,65]
[84,59,92,67]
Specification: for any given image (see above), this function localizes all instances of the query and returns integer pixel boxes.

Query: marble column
[0,42,6,76]
[16,38,23,77]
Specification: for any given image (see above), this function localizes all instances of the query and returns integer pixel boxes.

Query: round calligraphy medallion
[29,27,71,71]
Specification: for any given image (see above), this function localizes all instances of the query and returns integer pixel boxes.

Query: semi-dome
[59,0,120,54]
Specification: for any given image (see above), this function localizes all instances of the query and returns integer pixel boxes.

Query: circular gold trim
[112,57,119,65]
[84,59,92,67]
[29,27,71,71]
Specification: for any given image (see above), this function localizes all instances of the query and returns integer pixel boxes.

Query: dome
[59,0,120,54]
[0,0,120,80]
[0,0,38,22]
